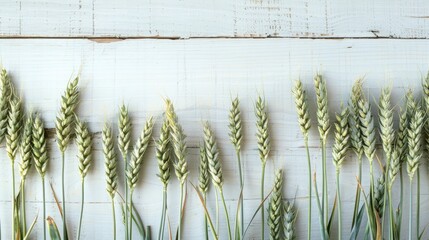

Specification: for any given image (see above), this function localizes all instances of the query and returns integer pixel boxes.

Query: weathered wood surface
[0,38,428,239]
[1,0,429,38]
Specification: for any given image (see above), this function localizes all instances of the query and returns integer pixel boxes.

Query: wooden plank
[1,0,429,38]
[0,38,428,239]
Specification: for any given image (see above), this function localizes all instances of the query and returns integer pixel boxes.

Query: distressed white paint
[1,0,429,38]
[0,38,428,239]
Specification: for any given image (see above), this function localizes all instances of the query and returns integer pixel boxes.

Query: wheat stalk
[203,121,232,240]
[229,96,245,238]
[268,169,284,240]
[292,80,311,138]
[102,123,118,240]
[255,95,270,239]
[284,201,297,240]
[332,106,350,171]
[332,105,349,240]
[0,69,12,143]
[75,116,92,240]
[117,104,131,240]
[165,99,189,240]
[55,76,79,152]
[55,76,79,238]
[292,79,312,240]
[126,117,154,190]
[32,114,48,240]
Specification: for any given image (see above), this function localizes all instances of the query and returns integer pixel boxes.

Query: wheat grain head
[314,74,330,141]
[255,95,270,164]
[55,77,79,152]
[156,119,171,188]
[332,105,350,171]
[75,116,92,179]
[19,114,33,179]
[102,123,118,198]
[229,97,243,152]
[292,80,311,139]
[32,114,49,178]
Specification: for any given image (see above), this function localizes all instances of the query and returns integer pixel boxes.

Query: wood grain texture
[0,38,428,239]
[1,0,429,38]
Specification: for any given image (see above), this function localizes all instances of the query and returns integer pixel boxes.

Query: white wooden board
[1,0,429,38]
[0,38,428,239]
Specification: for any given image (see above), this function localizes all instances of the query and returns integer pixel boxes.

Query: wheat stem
[77,179,84,240]
[111,197,117,240]
[219,189,232,240]
[336,170,342,240]
[42,177,46,240]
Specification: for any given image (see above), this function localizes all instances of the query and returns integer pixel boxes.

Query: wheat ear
[20,114,33,179]
[406,105,424,180]
[0,69,12,143]
[332,106,350,171]
[349,78,364,159]
[358,98,376,161]
[156,119,171,188]
[388,148,400,188]
[379,86,395,162]
[75,117,92,179]
[119,104,131,160]
[284,201,297,240]
[229,97,243,152]
[268,169,284,240]
[198,144,210,194]
[255,95,270,163]
[32,114,48,178]
[314,74,330,140]
[126,117,154,190]
[103,123,118,198]
[7,97,23,161]
[165,99,189,184]
[374,174,386,218]
[292,80,311,138]
[55,76,79,152]
[396,107,408,165]
[203,122,224,188]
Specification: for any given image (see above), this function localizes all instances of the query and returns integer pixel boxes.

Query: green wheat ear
[75,116,92,179]
[0,69,12,143]
[55,76,79,152]
[255,95,270,163]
